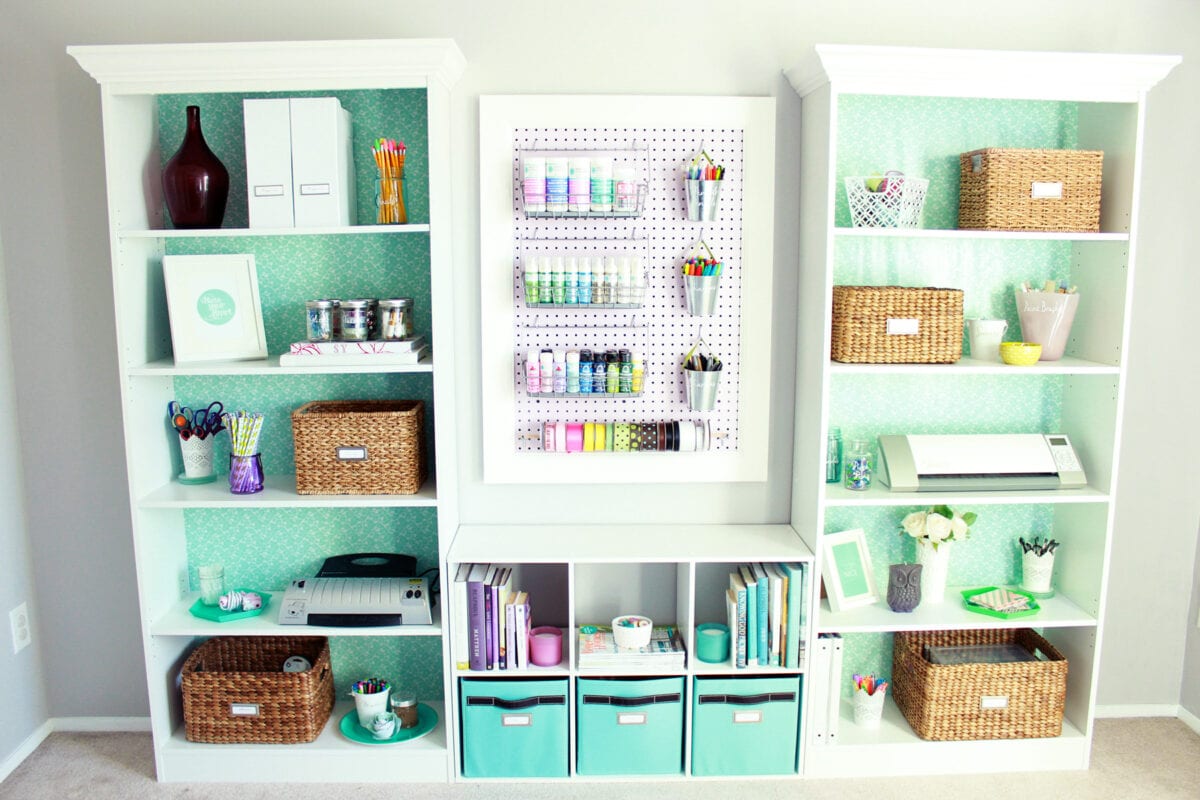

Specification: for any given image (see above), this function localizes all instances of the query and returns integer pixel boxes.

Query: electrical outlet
[10,602,31,654]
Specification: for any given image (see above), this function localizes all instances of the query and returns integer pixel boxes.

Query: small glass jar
[378,298,414,341]
[825,426,843,483]
[843,439,874,491]
[367,298,379,340]
[338,299,371,342]
[330,299,342,339]
[305,300,334,342]
[391,692,419,729]
[197,564,224,606]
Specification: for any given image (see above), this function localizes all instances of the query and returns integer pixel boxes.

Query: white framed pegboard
[480,96,776,483]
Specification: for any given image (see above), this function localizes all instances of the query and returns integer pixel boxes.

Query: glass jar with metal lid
[378,297,415,341]
[305,300,334,342]
[338,299,371,342]
[390,692,419,729]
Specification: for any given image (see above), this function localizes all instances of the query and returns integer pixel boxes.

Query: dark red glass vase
[161,105,229,229]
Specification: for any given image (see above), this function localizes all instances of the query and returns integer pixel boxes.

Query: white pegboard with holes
[480,96,776,483]
[511,127,744,453]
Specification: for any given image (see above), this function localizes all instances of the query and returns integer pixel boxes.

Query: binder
[289,97,356,227]
[826,632,844,743]
[243,98,294,228]
[808,635,832,745]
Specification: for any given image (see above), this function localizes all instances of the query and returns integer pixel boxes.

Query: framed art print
[821,528,878,613]
[163,253,267,364]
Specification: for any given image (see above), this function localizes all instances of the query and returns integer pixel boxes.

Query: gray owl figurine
[887,563,922,612]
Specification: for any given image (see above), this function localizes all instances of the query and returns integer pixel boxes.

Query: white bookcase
[68,40,464,782]
[785,45,1178,777]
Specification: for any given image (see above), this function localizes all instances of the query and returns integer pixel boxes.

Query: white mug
[966,318,1008,362]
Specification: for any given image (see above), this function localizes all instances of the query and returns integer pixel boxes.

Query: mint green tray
[960,586,1040,619]
[338,703,438,745]
[188,589,271,623]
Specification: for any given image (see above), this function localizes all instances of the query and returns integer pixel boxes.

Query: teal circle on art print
[196,289,236,326]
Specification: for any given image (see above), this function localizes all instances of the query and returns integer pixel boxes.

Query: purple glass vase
[162,105,229,229]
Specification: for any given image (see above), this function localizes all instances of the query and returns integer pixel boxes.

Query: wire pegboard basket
[844,175,929,228]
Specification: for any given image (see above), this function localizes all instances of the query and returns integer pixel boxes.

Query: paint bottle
[564,256,578,305]
[592,353,608,394]
[546,157,569,213]
[617,257,633,305]
[578,349,593,394]
[539,255,552,305]
[552,348,567,394]
[605,350,620,394]
[631,351,644,393]
[526,350,541,394]
[631,256,645,305]
[605,257,619,306]
[590,157,613,213]
[577,256,593,305]
[551,256,565,305]
[539,349,554,394]
[569,157,591,212]
[525,256,540,305]
[619,349,633,393]
[566,349,580,393]
[614,165,638,212]
[522,156,546,213]
[592,257,607,304]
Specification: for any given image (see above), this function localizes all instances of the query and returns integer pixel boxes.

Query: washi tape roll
[543,421,555,452]
[614,423,631,452]
[583,422,595,452]
[678,419,695,452]
[594,421,606,451]
[605,423,615,451]
[555,421,567,453]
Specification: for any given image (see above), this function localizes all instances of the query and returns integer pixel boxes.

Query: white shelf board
[807,697,1087,777]
[138,474,438,508]
[151,593,443,637]
[692,659,805,676]
[824,482,1110,507]
[832,227,1128,242]
[130,355,433,376]
[450,524,813,564]
[829,356,1119,376]
[120,224,430,239]
[816,586,1096,633]
[159,700,448,783]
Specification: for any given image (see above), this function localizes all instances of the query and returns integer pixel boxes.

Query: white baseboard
[1178,706,1200,735]
[52,717,152,733]
[1095,703,1180,719]
[0,721,52,784]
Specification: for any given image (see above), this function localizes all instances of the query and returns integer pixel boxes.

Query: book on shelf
[577,625,686,671]
[737,565,758,665]
[278,345,429,367]
[285,337,426,355]
[466,564,489,671]
[763,563,784,667]
[748,563,770,666]
[511,594,530,671]
[728,573,748,668]
[780,562,807,669]
[504,592,517,671]
[725,588,743,669]
[825,632,844,743]
[494,567,512,670]
[453,563,471,671]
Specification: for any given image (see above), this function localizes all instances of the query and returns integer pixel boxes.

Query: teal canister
[695,623,731,664]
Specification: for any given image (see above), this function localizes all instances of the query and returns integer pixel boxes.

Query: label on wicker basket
[337,446,367,461]
[231,703,260,716]
[980,695,1009,710]
[886,318,919,335]
[1031,181,1063,199]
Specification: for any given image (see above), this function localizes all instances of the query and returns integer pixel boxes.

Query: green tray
[188,589,272,623]
[338,703,438,745]
[960,586,1040,619]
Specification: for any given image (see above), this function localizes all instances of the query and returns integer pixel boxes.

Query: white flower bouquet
[900,505,978,550]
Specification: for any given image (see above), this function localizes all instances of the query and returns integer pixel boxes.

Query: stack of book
[725,562,809,669]
[453,564,532,671]
[577,625,686,671]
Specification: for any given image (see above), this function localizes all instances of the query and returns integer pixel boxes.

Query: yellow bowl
[1000,341,1042,366]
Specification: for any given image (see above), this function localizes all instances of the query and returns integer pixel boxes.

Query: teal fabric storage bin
[691,675,801,776]
[576,676,685,776]
[460,678,568,778]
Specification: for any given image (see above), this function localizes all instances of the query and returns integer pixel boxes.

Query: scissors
[168,400,224,438]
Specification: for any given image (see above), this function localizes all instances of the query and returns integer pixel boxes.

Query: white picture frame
[821,528,879,613]
[163,254,267,364]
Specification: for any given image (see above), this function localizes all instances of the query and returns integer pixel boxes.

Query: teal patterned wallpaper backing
[824,502,1054,699]
[184,506,443,700]
[173,373,434,475]
[165,234,432,355]
[834,95,1079,229]
[835,238,1074,352]
[159,89,429,227]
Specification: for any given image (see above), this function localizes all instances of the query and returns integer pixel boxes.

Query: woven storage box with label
[181,636,334,744]
[831,286,963,363]
[292,400,425,494]
[892,628,1067,741]
[959,148,1103,232]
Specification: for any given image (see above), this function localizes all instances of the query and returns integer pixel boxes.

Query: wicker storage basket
[892,628,1068,741]
[292,400,425,495]
[831,286,963,364]
[181,636,334,744]
[959,148,1103,232]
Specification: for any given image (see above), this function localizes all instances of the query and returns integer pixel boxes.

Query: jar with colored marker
[843,439,874,491]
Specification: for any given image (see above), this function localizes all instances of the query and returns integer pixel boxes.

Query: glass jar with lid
[339,299,371,342]
[379,298,415,341]
[305,299,334,342]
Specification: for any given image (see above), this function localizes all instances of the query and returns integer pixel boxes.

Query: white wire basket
[844,176,929,228]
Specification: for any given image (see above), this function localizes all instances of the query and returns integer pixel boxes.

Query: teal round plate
[338,703,438,745]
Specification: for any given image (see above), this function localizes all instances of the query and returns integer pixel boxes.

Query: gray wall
[0,0,1197,736]
[0,230,49,761]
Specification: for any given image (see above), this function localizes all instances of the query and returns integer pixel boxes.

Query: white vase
[915,540,952,603]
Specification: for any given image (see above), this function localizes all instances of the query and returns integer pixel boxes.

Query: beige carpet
[2,718,1198,799]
